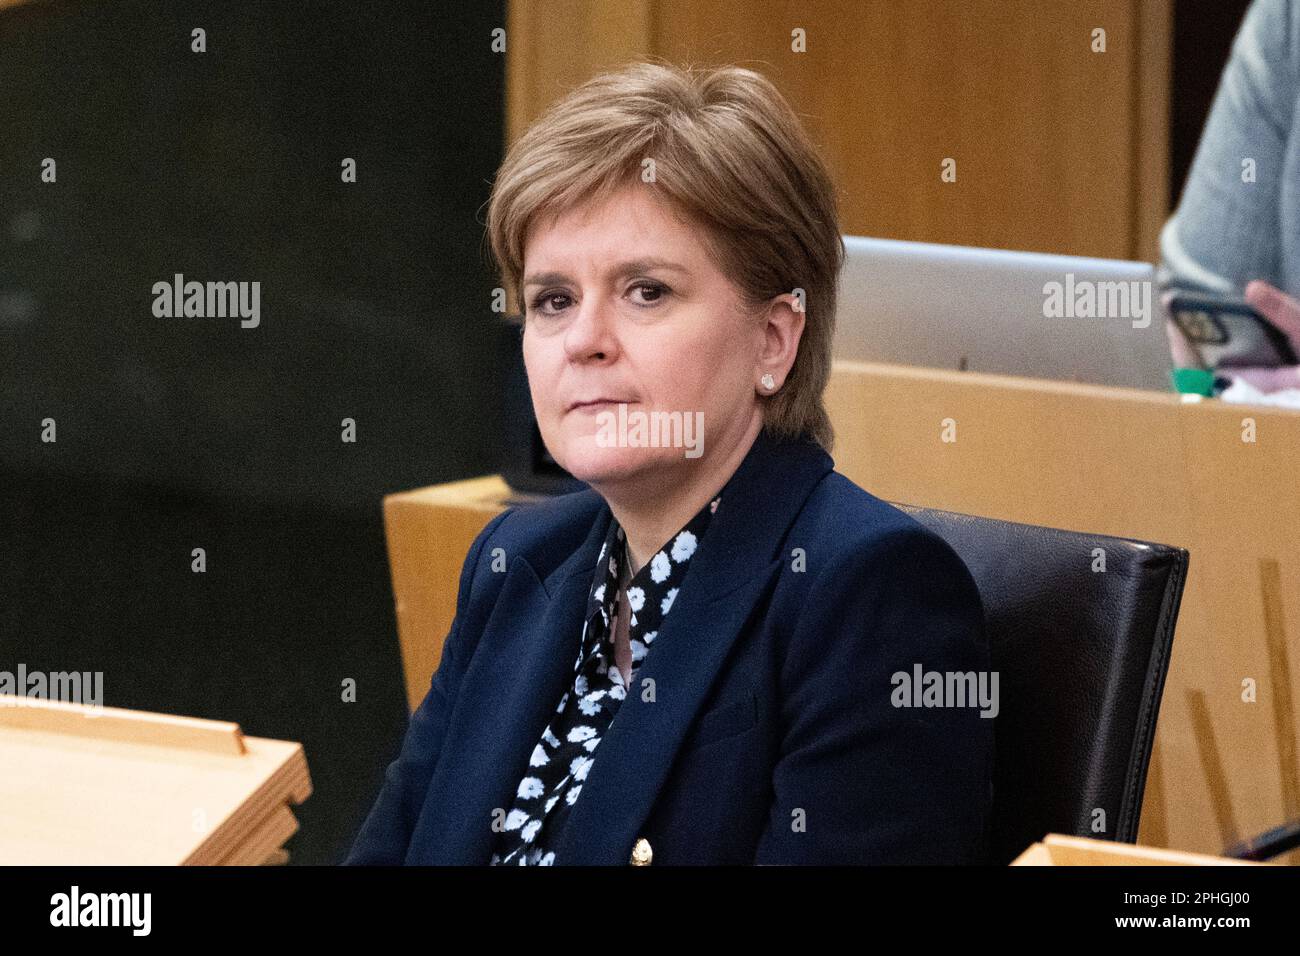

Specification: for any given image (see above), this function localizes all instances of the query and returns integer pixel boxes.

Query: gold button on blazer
[630,837,653,865]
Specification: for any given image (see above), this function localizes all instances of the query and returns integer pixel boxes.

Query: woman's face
[521,181,770,492]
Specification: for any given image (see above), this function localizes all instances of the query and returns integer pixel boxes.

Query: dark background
[1171,0,1254,208]
[0,0,1250,865]
[0,0,508,865]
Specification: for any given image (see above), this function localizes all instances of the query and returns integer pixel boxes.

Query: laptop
[833,236,1172,391]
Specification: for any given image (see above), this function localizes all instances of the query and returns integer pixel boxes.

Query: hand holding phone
[1238,281,1300,391]
[1163,281,1300,392]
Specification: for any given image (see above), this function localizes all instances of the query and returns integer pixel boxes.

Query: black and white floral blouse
[489,489,724,865]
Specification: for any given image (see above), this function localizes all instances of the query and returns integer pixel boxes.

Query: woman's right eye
[530,292,571,316]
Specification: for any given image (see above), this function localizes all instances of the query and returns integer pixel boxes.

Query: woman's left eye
[630,281,669,305]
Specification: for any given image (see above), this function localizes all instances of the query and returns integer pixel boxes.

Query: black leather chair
[894,503,1190,865]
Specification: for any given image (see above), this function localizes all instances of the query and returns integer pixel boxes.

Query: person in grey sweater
[1160,0,1300,391]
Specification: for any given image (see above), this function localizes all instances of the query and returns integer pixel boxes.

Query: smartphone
[1163,290,1298,369]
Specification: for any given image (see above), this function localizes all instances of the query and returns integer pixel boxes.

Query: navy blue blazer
[345,429,994,865]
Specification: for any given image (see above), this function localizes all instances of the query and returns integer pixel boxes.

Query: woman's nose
[563,297,619,363]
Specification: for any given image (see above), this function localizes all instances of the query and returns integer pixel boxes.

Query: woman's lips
[568,399,634,413]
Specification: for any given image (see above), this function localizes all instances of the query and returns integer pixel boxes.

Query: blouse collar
[583,485,727,681]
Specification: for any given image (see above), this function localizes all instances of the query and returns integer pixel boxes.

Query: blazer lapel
[411,503,612,864]
[555,430,834,864]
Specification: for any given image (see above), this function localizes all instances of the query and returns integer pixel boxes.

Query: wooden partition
[506,0,1171,263]
[825,360,1300,863]
[1011,833,1268,866]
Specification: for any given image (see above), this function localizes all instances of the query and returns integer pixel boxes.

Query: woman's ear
[757,293,805,389]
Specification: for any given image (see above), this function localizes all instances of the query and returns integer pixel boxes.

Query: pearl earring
[760,373,776,391]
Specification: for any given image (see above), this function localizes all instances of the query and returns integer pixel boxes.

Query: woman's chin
[552,439,678,488]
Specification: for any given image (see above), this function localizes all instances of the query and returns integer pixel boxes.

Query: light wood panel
[506,0,1171,262]
[0,695,312,865]
[1013,833,1267,865]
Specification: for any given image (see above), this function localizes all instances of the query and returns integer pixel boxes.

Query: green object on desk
[1171,367,1215,396]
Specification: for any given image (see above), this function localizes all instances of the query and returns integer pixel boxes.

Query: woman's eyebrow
[523,258,691,287]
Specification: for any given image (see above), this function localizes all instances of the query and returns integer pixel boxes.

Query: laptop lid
[834,236,1171,391]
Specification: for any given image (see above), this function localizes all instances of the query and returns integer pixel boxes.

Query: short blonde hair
[486,60,845,452]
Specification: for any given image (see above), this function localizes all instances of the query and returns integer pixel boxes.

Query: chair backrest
[894,502,1189,864]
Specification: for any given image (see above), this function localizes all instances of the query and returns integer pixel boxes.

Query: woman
[346,61,994,866]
